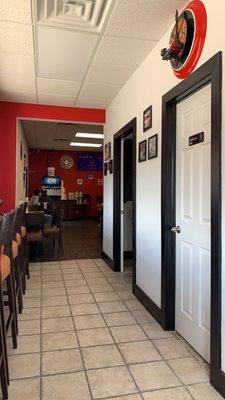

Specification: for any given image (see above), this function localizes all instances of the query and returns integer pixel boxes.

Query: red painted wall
[0,101,105,211]
[29,149,103,216]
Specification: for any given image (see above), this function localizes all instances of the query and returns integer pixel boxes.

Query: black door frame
[113,118,137,290]
[161,52,223,395]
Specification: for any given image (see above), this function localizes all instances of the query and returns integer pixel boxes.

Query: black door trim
[113,118,136,290]
[161,52,223,395]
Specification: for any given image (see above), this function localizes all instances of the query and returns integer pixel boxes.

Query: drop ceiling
[21,119,104,152]
[0,0,188,109]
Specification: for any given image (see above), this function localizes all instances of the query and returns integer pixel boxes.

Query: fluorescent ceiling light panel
[70,142,102,148]
[75,132,104,139]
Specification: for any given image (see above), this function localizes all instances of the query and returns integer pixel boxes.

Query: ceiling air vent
[36,0,113,33]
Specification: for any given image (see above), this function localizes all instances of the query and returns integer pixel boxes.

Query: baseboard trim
[102,251,115,271]
[133,283,162,325]
[211,368,225,398]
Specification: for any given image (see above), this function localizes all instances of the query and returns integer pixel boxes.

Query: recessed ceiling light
[70,142,102,148]
[75,132,104,139]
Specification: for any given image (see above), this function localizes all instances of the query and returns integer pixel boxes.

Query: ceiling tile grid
[37,93,75,106]
[22,120,104,151]
[0,0,188,108]
[37,77,82,96]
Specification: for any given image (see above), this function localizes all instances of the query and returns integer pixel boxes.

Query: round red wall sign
[161,0,207,79]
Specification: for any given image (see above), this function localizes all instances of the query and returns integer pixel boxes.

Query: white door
[175,84,211,362]
[120,138,124,272]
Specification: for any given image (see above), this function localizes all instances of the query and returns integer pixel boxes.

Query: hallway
[29,220,102,262]
[6,258,221,400]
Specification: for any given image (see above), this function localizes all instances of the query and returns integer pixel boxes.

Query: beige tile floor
[4,258,224,400]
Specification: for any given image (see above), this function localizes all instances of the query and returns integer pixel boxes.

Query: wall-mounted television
[42,176,61,186]
[77,153,103,171]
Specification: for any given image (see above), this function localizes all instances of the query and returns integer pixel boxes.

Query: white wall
[103,0,225,370]
[16,120,28,204]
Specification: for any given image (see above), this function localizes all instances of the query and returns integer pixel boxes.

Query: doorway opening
[113,118,136,288]
[161,52,222,394]
[16,118,104,261]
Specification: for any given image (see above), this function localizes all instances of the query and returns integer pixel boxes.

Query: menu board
[77,153,103,171]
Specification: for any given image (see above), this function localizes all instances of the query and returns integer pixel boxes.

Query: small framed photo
[143,105,152,132]
[109,159,113,174]
[105,142,111,162]
[87,174,93,180]
[148,134,158,160]
[104,163,108,176]
[138,140,147,162]
[77,178,83,185]
[98,178,103,185]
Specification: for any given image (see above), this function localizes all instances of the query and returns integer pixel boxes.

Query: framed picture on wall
[105,142,111,161]
[138,140,147,162]
[109,159,113,174]
[104,163,108,176]
[148,134,158,160]
[143,105,152,132]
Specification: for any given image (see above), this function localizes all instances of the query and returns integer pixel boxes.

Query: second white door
[175,84,211,362]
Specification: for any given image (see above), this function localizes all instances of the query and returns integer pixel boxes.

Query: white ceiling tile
[106,0,188,41]
[0,53,35,77]
[0,0,32,24]
[93,36,156,67]
[86,64,136,85]
[0,90,36,103]
[0,21,33,55]
[22,121,37,148]
[37,26,98,81]
[56,123,103,139]
[79,82,121,99]
[38,93,75,106]
[0,72,35,92]
[76,97,111,108]
[37,78,82,97]
[53,142,70,150]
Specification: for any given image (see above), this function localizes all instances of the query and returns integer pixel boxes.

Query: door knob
[171,226,181,233]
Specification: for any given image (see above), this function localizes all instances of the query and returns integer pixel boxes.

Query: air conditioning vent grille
[36,0,113,33]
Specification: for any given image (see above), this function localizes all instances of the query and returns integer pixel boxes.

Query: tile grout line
[59,260,94,400]
[40,260,206,395]
[19,259,210,399]
[93,260,205,397]
[89,260,145,400]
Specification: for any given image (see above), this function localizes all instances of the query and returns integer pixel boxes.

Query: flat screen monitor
[77,153,103,171]
[42,176,61,186]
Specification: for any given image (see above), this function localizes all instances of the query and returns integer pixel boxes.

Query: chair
[13,207,26,296]
[0,212,20,399]
[26,212,45,260]
[44,209,64,254]
[51,206,58,227]
[20,202,30,279]
[0,212,18,348]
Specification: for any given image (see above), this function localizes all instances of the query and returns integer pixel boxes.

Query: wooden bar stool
[0,212,18,349]
[0,273,8,400]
